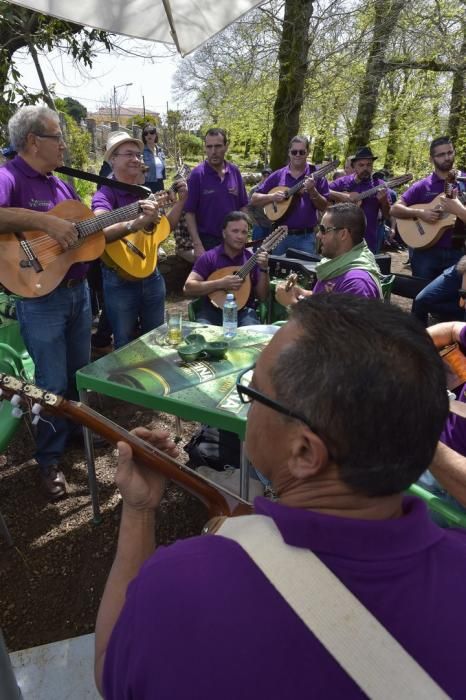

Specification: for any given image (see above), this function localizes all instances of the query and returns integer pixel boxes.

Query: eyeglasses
[290,149,307,156]
[113,152,143,160]
[236,366,313,426]
[144,129,157,136]
[34,133,65,143]
[318,224,342,235]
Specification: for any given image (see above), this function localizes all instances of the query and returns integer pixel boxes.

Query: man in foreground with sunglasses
[250,135,329,256]
[95,295,465,698]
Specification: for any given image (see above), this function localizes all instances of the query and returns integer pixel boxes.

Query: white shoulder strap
[218,515,449,700]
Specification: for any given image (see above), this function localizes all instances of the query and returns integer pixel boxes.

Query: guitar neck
[74,201,142,239]
[287,160,340,198]
[234,227,287,280]
[356,176,410,202]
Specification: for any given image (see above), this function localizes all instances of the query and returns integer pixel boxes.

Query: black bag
[184,425,240,471]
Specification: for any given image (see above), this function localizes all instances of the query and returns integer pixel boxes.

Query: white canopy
[9,0,266,56]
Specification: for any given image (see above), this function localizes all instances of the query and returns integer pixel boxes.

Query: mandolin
[395,171,466,249]
[0,372,253,519]
[0,193,164,298]
[263,159,340,222]
[208,225,288,310]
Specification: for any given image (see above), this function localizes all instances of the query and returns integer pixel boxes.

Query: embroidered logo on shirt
[228,188,239,196]
[202,189,216,195]
[29,198,52,209]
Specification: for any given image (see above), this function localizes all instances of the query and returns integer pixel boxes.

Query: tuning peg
[10,394,22,407]
[11,407,23,419]
[31,403,42,415]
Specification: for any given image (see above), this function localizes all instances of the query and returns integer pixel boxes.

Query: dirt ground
[0,251,411,653]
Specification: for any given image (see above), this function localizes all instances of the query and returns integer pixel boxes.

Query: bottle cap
[226,293,234,300]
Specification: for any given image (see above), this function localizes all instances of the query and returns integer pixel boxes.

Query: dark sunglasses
[318,224,341,235]
[290,149,307,156]
[144,129,157,135]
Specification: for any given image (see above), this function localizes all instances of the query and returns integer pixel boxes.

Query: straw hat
[104,131,144,163]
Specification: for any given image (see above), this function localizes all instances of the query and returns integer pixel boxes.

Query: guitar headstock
[387,174,413,188]
[0,373,61,422]
[261,225,288,252]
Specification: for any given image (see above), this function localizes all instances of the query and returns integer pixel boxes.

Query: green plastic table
[76,323,277,522]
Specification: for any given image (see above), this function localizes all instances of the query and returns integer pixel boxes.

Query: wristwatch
[125,221,133,233]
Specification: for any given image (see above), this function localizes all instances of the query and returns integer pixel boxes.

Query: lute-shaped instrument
[208,225,288,309]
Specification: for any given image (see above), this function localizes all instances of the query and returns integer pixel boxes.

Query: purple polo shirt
[193,243,259,310]
[256,164,329,229]
[184,160,248,239]
[401,172,465,249]
[313,269,380,297]
[330,175,385,252]
[441,326,466,454]
[103,496,466,699]
[91,183,139,213]
[0,155,86,280]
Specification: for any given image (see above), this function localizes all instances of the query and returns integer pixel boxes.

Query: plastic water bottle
[223,293,238,340]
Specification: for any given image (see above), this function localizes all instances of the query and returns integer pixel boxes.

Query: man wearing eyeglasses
[250,135,329,256]
[95,295,466,699]
[184,128,249,259]
[276,203,382,306]
[92,131,187,349]
[0,105,92,499]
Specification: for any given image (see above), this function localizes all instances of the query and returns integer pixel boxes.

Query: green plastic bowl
[185,333,206,346]
[205,341,228,359]
[177,343,204,362]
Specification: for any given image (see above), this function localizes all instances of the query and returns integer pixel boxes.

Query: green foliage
[55,97,87,123]
[61,112,91,169]
[177,132,203,159]
[131,114,161,129]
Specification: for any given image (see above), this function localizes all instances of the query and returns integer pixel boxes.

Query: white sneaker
[196,465,264,505]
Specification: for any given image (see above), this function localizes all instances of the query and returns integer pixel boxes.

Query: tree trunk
[448,22,465,164]
[346,0,405,157]
[269,0,314,170]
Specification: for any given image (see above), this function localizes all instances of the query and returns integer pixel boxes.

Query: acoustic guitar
[395,171,466,249]
[0,372,252,518]
[0,194,163,298]
[101,166,190,279]
[208,225,288,309]
[263,159,340,222]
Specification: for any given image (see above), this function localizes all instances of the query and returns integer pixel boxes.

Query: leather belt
[287,228,314,236]
[58,276,86,288]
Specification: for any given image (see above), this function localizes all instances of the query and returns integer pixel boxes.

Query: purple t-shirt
[401,172,466,249]
[256,164,329,229]
[313,269,380,297]
[103,496,466,699]
[193,243,259,310]
[330,175,385,252]
[441,326,466,454]
[91,183,139,213]
[0,155,86,280]
[184,160,248,239]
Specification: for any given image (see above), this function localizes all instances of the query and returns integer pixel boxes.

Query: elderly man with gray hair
[0,105,90,500]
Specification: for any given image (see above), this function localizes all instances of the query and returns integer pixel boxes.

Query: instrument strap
[55,166,151,198]
[218,514,449,700]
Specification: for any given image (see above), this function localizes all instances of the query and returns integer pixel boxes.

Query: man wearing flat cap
[329,146,390,253]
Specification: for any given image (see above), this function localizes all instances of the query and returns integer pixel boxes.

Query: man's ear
[287,427,330,480]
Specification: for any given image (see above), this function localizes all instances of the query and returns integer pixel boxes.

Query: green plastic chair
[408,483,466,529]
[380,274,395,303]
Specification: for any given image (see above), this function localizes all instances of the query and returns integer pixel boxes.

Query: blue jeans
[196,304,260,327]
[411,247,463,281]
[16,281,92,472]
[102,266,166,349]
[252,224,272,243]
[273,232,316,257]
[413,265,465,326]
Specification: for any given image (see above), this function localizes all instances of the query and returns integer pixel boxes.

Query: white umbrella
[9,0,267,56]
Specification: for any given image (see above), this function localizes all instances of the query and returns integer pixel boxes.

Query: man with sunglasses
[276,203,382,306]
[250,135,329,256]
[96,295,465,699]
[0,105,92,499]
[184,128,248,259]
